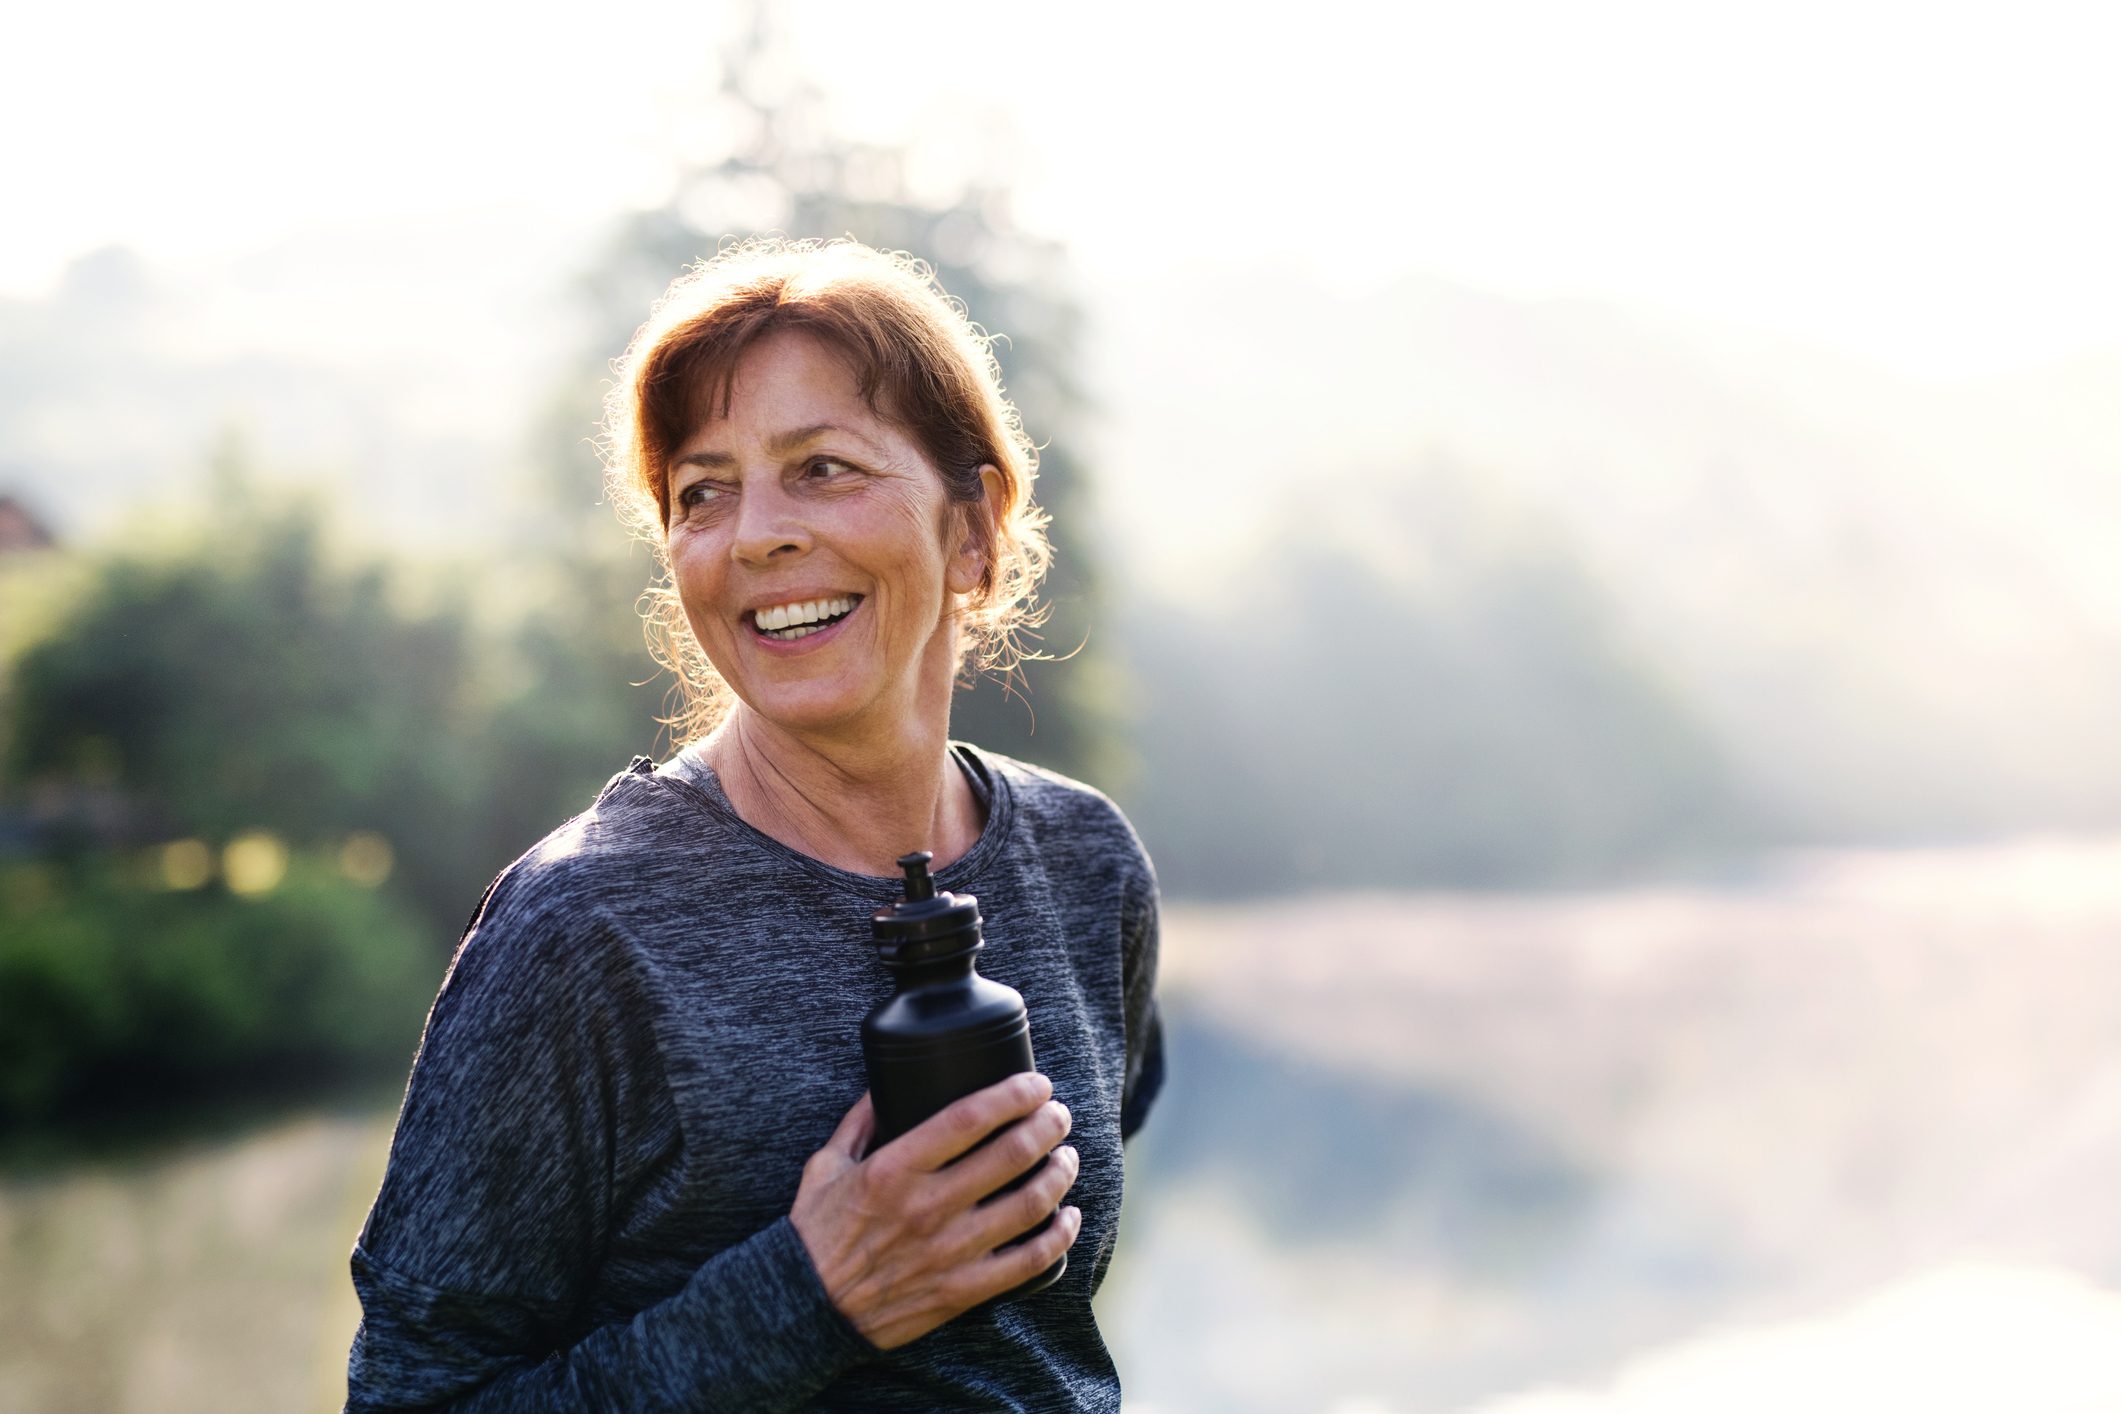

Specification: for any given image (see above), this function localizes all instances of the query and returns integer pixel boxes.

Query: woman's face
[664,330,991,741]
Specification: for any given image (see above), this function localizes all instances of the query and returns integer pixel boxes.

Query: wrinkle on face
[660,330,970,742]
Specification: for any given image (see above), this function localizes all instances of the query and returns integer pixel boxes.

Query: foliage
[2,473,515,934]
[0,855,434,1129]
[0,464,663,1137]
[0,476,494,1136]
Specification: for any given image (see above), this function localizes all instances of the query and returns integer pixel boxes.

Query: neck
[700,703,983,878]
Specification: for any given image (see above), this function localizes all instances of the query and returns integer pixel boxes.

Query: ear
[946,465,1006,598]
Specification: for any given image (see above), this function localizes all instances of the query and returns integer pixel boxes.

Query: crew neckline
[648,740,1015,905]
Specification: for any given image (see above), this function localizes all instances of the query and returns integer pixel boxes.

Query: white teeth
[754,595,857,640]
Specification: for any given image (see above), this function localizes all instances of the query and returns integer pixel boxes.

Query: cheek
[845,487,954,597]
[880,483,944,543]
[669,541,727,629]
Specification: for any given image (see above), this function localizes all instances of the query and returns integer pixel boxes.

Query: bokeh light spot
[223,832,288,896]
[157,838,213,891]
[338,832,395,888]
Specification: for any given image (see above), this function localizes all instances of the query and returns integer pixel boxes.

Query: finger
[969,1203,1080,1296]
[886,1072,1052,1174]
[937,1098,1071,1210]
[826,1090,875,1158]
[969,1143,1079,1251]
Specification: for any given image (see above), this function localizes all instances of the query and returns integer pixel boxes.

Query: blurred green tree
[4,445,502,936]
[0,854,433,1131]
[0,449,492,1132]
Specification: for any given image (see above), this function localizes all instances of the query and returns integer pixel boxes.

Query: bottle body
[862,968,1066,1300]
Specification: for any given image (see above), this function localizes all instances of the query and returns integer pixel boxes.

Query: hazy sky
[9,0,2119,376]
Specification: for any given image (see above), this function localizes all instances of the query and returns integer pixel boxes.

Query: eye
[676,480,727,509]
[804,456,859,480]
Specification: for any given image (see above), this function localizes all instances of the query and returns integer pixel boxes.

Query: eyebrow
[671,422,882,472]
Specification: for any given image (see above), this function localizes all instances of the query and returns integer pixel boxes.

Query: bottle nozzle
[874,850,980,960]
[897,851,937,902]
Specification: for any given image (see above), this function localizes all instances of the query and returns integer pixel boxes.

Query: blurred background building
[4,2,2120,1410]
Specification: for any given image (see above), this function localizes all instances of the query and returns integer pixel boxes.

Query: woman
[345,238,1165,1412]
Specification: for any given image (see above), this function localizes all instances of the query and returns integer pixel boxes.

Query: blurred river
[7,834,2121,1412]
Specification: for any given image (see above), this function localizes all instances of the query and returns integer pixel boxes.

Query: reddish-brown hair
[602,238,1053,743]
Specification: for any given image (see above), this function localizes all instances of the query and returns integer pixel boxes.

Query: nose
[729,479,812,566]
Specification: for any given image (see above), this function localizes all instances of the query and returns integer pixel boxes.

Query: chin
[738,681,883,737]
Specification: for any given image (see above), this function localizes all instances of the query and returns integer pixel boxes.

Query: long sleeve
[344,880,876,1412]
[1118,874,1165,1144]
[347,1217,871,1412]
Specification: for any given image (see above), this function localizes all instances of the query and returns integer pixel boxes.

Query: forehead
[678,330,892,449]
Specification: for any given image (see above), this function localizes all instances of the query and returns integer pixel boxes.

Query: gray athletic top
[345,742,1164,1412]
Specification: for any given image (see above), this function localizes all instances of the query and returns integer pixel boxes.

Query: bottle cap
[872,851,983,961]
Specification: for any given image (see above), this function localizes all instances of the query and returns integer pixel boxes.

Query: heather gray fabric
[345,742,1164,1412]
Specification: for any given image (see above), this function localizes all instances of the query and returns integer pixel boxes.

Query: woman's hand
[789,1074,1081,1351]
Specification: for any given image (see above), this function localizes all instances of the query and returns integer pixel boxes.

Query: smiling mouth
[749,594,863,642]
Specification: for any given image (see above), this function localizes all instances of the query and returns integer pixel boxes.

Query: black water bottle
[862,851,1065,1299]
